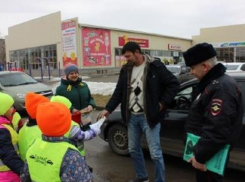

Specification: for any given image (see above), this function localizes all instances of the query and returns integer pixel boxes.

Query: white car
[224,62,245,72]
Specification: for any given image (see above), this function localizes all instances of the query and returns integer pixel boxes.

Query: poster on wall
[118,35,149,48]
[62,19,78,66]
[82,28,111,67]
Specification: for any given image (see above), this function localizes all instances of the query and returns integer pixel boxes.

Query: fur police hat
[183,43,217,67]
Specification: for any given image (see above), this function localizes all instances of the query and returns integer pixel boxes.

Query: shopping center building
[5,11,245,73]
[5,12,191,73]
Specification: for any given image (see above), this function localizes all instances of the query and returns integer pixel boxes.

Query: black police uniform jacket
[186,63,244,164]
[105,55,180,128]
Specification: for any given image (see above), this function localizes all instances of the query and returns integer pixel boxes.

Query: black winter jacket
[0,128,24,175]
[186,63,244,164]
[105,55,180,128]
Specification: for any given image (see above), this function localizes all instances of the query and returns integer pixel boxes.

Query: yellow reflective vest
[18,124,42,161]
[26,138,78,182]
[0,124,19,172]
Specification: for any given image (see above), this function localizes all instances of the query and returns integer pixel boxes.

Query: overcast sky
[0,0,244,39]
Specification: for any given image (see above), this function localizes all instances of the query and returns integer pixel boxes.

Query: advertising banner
[212,41,245,48]
[118,36,149,48]
[82,28,111,67]
[168,44,182,51]
[62,19,78,66]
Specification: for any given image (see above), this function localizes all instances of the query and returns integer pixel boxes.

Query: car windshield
[0,72,37,87]
[166,66,181,74]
[226,65,239,70]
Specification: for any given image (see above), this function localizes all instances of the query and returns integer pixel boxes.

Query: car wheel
[108,124,129,155]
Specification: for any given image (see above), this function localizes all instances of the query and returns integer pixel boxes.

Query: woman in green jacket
[55,63,96,130]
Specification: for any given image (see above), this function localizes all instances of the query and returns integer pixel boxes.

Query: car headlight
[16,93,26,99]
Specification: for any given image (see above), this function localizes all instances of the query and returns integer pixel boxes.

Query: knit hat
[36,102,71,137]
[50,95,72,109]
[0,93,14,115]
[183,43,217,67]
[25,92,49,119]
[64,63,78,75]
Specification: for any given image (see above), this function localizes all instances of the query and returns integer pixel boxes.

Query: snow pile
[52,81,116,96]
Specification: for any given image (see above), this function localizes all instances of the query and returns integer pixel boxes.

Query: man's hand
[72,108,78,113]
[188,157,207,171]
[97,110,110,120]
[159,103,163,111]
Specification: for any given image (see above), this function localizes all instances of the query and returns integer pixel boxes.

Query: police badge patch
[211,99,223,116]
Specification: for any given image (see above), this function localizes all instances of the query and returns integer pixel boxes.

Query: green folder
[183,133,230,175]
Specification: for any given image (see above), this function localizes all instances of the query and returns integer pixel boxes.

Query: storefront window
[236,47,245,62]
[216,48,234,62]
[8,44,57,70]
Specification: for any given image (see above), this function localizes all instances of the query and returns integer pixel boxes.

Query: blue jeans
[128,114,165,182]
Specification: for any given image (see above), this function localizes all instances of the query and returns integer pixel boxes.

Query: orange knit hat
[36,102,71,137]
[25,92,49,119]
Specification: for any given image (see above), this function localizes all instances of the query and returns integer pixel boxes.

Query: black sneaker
[128,177,149,182]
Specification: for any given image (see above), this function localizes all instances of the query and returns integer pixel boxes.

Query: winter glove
[89,117,106,135]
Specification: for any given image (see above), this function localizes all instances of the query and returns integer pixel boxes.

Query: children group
[0,92,103,182]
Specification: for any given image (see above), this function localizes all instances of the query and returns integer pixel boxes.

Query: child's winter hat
[25,92,49,119]
[36,102,71,137]
[0,93,14,115]
[50,95,71,109]
[64,63,78,75]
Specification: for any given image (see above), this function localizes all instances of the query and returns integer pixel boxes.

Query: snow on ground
[34,76,90,81]
[52,81,116,96]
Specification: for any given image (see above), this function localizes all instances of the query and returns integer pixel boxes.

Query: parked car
[99,71,245,171]
[224,63,245,72]
[0,71,53,112]
[166,65,194,83]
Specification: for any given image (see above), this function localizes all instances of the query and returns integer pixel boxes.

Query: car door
[232,80,245,151]
[160,82,196,157]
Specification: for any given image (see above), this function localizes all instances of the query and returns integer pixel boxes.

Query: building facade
[192,24,245,62]
[0,39,6,64]
[5,12,191,73]
[6,11,245,73]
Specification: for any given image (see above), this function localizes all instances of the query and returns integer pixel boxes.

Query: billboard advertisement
[62,19,78,66]
[118,35,149,48]
[82,28,111,67]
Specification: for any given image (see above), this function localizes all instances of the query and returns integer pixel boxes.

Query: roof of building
[79,23,191,41]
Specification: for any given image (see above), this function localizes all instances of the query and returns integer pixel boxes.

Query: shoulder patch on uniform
[211,99,222,116]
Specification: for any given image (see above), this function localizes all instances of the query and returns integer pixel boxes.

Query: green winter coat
[55,77,96,110]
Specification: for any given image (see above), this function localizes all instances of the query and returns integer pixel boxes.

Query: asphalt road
[44,74,245,182]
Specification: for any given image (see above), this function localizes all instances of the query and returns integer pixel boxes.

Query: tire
[108,124,129,155]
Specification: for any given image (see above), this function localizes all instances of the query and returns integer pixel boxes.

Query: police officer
[183,43,243,182]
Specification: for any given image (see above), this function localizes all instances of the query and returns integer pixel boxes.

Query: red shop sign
[119,36,149,48]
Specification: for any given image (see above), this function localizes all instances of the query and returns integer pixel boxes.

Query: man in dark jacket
[99,42,179,182]
[183,43,243,182]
